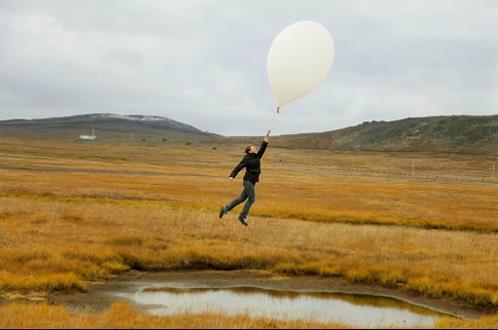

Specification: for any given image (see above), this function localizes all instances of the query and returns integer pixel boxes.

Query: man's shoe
[238,216,248,226]
[219,206,226,219]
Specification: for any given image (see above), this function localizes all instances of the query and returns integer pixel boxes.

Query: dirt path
[48,270,490,320]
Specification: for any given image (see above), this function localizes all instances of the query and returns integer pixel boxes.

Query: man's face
[249,145,256,153]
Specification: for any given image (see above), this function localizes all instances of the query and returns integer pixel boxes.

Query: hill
[271,115,498,155]
[1,113,497,154]
[0,113,220,141]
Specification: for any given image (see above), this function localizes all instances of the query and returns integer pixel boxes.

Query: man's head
[245,145,256,154]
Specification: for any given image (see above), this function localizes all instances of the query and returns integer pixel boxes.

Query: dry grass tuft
[436,314,498,328]
[0,302,347,329]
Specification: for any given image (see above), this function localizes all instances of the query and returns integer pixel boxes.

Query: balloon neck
[276,107,280,113]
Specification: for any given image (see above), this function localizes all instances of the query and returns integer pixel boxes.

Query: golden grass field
[0,135,497,328]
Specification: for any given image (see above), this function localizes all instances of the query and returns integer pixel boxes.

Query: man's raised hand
[264,130,271,142]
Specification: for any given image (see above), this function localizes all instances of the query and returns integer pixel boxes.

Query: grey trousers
[225,180,256,219]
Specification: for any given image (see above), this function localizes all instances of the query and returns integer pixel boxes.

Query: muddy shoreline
[46,270,493,320]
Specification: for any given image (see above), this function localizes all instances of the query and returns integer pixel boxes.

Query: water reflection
[116,286,439,328]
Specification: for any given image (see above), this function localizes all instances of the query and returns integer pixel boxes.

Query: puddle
[111,285,441,328]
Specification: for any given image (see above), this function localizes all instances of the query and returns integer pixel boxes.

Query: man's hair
[245,145,253,154]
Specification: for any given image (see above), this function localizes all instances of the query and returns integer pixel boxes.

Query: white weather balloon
[267,21,335,112]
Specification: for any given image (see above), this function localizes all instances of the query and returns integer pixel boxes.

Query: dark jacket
[229,141,268,183]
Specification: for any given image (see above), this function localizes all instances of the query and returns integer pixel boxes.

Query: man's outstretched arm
[257,130,271,158]
[229,157,247,178]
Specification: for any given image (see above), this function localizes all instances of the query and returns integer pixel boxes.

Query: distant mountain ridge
[272,115,498,155]
[0,113,219,139]
[1,113,497,154]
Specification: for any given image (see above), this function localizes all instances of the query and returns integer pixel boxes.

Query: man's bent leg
[239,181,255,219]
[225,187,248,212]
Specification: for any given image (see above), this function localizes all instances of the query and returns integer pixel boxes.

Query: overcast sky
[1,0,497,135]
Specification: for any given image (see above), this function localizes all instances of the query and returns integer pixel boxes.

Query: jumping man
[219,130,271,226]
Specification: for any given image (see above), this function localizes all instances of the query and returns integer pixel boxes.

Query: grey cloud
[0,0,497,135]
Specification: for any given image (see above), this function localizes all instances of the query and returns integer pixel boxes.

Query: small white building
[80,129,96,141]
